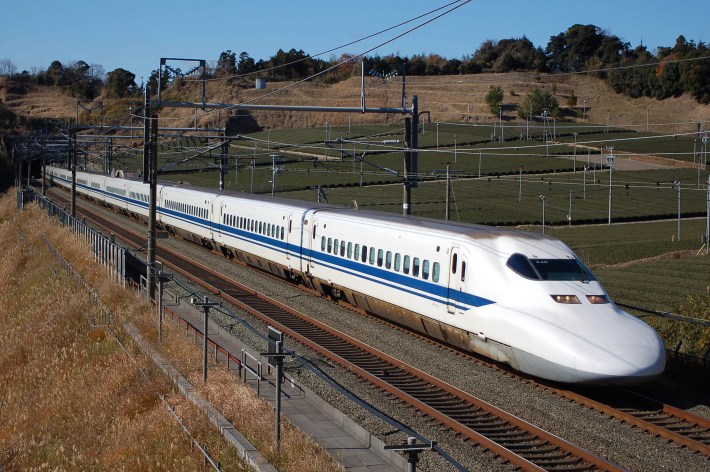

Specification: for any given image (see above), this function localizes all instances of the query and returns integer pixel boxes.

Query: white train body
[46,166,666,384]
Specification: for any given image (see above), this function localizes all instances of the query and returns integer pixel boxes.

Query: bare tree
[0,58,17,77]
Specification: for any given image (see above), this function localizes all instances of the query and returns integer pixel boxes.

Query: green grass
[108,123,710,318]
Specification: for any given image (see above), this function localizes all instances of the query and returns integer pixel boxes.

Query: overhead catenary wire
[191,0,471,84]
[206,0,471,112]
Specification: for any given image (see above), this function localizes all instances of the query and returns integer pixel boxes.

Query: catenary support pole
[146,111,158,300]
[70,119,77,218]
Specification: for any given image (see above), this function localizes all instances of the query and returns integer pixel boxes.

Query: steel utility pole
[606,147,615,225]
[70,119,77,218]
[144,86,159,300]
[403,116,412,216]
[192,296,220,384]
[445,165,450,221]
[673,180,680,241]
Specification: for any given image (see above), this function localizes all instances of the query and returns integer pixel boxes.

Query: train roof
[52,166,560,248]
[313,205,556,242]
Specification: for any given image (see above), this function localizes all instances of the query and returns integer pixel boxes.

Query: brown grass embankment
[0,193,342,471]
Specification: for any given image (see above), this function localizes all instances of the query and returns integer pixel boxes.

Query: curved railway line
[46,189,710,469]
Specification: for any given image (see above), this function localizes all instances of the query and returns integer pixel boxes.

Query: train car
[159,185,214,246]
[212,193,321,278]
[45,165,666,384]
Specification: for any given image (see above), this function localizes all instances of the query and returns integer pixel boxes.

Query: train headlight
[586,295,609,304]
[550,295,581,304]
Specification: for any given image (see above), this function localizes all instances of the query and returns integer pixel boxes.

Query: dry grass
[134,303,343,472]
[0,196,245,470]
[0,192,343,471]
[5,73,708,133]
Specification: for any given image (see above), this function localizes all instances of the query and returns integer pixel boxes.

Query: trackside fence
[34,193,127,287]
[44,237,224,471]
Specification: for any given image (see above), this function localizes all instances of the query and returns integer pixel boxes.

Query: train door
[216,201,225,238]
[285,215,293,263]
[304,216,318,274]
[447,246,468,314]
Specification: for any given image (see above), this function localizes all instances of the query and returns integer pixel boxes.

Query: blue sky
[1,0,706,81]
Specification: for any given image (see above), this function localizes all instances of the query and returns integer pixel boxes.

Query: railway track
[47,190,709,469]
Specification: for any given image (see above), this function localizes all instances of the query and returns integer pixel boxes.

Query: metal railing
[35,192,126,286]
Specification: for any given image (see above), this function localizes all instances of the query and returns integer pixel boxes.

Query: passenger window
[422,260,430,280]
[394,253,401,272]
[433,262,441,283]
[321,236,326,251]
[413,257,420,277]
[403,255,411,274]
[452,253,458,274]
[333,239,339,254]
[461,261,467,282]
[362,246,367,263]
[347,242,353,259]
[340,241,346,257]
[327,238,332,253]
[354,244,360,260]
[281,227,284,240]
[385,251,392,269]
[369,248,376,265]
[377,249,384,267]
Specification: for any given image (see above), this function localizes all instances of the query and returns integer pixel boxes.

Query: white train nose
[574,343,666,382]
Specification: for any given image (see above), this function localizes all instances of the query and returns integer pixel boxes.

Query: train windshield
[507,253,596,282]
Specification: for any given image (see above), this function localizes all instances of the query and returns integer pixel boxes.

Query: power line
[195,1,470,83]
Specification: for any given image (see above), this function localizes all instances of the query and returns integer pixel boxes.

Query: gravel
[71,195,710,472]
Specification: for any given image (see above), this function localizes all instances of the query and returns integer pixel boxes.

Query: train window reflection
[432,262,440,282]
[531,258,595,282]
[506,253,596,282]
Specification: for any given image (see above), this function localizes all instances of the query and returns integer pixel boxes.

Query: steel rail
[47,187,710,463]
[50,193,624,472]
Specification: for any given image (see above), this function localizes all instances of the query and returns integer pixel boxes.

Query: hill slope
[2,73,708,133]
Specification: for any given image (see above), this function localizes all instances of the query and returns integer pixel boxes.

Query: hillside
[2,73,709,133]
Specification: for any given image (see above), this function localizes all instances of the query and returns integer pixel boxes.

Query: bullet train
[45,165,666,384]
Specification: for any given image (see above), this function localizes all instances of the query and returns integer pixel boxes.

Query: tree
[147,68,171,92]
[46,60,65,86]
[484,85,504,115]
[106,68,137,98]
[216,50,237,78]
[0,58,17,77]
[237,52,256,75]
[518,88,559,119]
